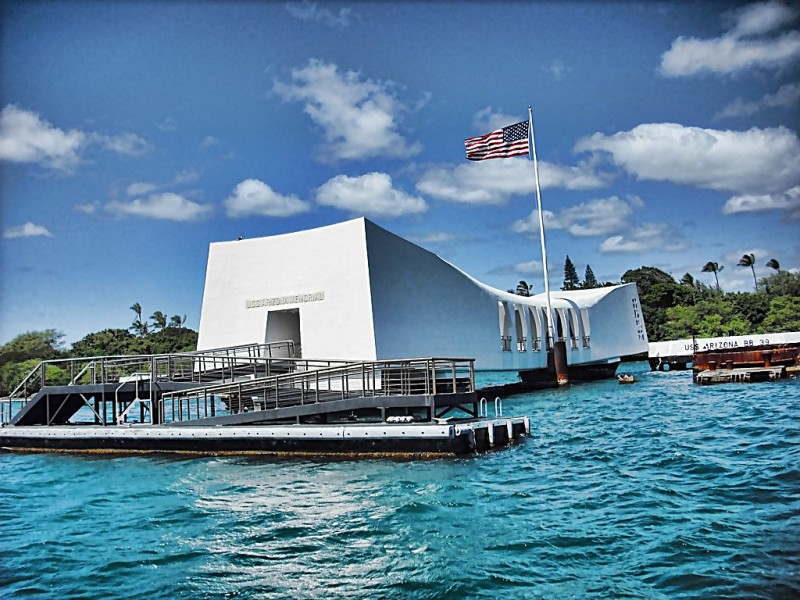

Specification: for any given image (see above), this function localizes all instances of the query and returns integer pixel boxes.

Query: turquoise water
[2,363,798,599]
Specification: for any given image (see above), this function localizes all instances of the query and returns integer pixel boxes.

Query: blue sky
[2,0,799,345]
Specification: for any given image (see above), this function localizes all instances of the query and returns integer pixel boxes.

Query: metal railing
[159,357,475,424]
[1,341,299,425]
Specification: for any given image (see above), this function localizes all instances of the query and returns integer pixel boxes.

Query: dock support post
[553,340,569,386]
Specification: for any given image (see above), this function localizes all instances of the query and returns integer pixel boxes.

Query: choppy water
[1,363,798,599]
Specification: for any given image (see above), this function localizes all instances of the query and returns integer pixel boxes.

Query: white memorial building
[197,218,648,376]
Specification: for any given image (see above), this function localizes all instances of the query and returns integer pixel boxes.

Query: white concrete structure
[198,218,649,371]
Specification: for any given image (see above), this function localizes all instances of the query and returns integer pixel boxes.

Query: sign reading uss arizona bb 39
[245,291,325,309]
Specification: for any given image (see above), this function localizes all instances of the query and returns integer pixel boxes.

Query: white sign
[246,291,325,309]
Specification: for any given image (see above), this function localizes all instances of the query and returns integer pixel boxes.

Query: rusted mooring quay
[694,366,787,385]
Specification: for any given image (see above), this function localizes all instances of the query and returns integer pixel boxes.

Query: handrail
[0,341,298,425]
[1,344,476,427]
[160,357,475,423]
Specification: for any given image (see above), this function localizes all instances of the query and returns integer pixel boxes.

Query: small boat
[618,374,636,384]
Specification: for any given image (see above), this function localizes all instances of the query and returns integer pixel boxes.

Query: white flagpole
[528,105,555,346]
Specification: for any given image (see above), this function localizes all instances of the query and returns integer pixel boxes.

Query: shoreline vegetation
[0,305,198,396]
[2,268,799,397]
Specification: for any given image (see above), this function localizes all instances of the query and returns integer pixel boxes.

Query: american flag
[465,120,530,161]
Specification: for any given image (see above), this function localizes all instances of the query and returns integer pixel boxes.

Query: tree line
[621,264,799,342]
[0,304,197,396]
[511,255,799,342]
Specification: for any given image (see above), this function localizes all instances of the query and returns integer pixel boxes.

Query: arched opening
[567,309,579,349]
[541,307,552,350]
[580,308,591,347]
[528,307,541,351]
[514,306,526,352]
[498,301,511,352]
[555,308,565,341]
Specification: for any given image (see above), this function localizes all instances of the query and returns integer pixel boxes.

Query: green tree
[169,314,187,328]
[664,297,752,339]
[760,270,800,297]
[141,327,198,354]
[761,296,800,332]
[701,261,724,292]
[562,256,580,290]
[129,303,149,337]
[765,258,780,273]
[70,328,140,357]
[737,253,758,292]
[583,265,598,289]
[727,292,769,331]
[0,330,65,368]
[0,332,69,396]
[150,311,168,331]
[680,273,695,287]
[0,358,71,396]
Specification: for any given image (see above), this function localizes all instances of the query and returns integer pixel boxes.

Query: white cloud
[201,136,218,148]
[158,117,177,132]
[273,59,421,161]
[316,172,427,218]
[488,259,547,277]
[173,169,200,185]
[728,0,797,37]
[512,195,644,237]
[127,182,158,196]
[224,178,310,218]
[91,132,149,156]
[0,105,150,172]
[3,222,53,239]
[722,185,800,219]
[285,1,352,29]
[0,104,85,171]
[416,158,609,205]
[471,107,524,133]
[548,59,571,80]
[406,232,456,245]
[514,259,544,275]
[74,203,98,215]
[716,81,800,118]
[106,193,212,221]
[599,223,688,254]
[575,122,800,194]
[660,1,800,76]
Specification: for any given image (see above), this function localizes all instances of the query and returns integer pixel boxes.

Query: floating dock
[0,418,529,455]
[0,342,528,456]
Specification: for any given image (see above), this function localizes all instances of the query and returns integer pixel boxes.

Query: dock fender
[465,427,476,451]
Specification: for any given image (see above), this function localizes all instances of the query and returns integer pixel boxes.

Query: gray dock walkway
[0,342,530,455]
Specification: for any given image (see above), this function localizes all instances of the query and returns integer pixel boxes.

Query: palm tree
[169,314,187,328]
[701,261,724,292]
[737,253,757,292]
[515,281,532,296]
[766,258,780,273]
[150,311,167,331]
[129,303,149,336]
[680,273,695,287]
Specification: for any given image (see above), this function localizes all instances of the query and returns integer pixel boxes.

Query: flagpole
[528,105,555,346]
